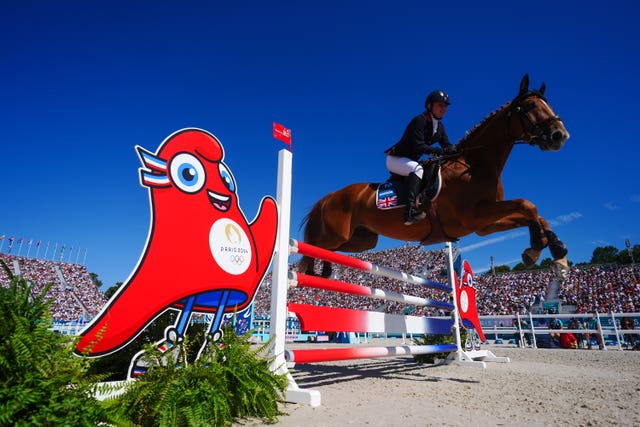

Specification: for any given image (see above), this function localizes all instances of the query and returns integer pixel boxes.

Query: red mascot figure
[75,129,278,376]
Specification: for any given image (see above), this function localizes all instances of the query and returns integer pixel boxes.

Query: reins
[428,89,561,164]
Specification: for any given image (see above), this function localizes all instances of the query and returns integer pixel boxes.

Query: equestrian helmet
[425,90,451,109]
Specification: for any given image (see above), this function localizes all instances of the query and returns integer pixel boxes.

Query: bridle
[508,91,563,146]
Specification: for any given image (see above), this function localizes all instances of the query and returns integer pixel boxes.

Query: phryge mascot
[75,128,278,375]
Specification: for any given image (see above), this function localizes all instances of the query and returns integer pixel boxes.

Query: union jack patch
[376,182,400,209]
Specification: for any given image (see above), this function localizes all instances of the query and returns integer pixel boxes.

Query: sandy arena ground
[238,342,640,427]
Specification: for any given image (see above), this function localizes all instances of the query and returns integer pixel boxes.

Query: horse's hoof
[551,257,569,280]
[521,248,540,267]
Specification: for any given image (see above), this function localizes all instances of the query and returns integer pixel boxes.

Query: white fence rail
[54,311,640,351]
[477,312,640,350]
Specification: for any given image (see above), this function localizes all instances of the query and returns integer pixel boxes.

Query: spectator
[584,316,604,350]
[568,318,585,349]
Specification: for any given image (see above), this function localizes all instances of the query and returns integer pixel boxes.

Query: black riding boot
[404,172,426,225]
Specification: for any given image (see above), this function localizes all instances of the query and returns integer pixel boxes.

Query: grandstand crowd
[0,254,107,321]
[2,244,639,323]
[252,244,640,317]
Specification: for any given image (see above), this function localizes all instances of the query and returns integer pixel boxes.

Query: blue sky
[2,1,638,288]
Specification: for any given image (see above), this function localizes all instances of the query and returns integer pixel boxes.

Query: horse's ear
[519,74,530,95]
[539,82,546,95]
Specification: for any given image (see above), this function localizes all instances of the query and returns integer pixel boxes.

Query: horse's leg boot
[404,172,426,225]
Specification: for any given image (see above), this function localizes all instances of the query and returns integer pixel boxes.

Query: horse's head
[508,74,570,151]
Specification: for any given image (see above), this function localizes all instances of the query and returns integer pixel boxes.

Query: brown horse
[299,74,571,279]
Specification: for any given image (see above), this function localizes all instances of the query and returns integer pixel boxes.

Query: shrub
[411,327,468,364]
[108,324,289,426]
[1,258,289,426]
[0,260,112,426]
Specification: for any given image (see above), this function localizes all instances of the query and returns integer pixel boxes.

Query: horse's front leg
[536,217,569,279]
[521,217,569,279]
[470,199,540,235]
[468,199,568,277]
[469,199,542,261]
[475,215,547,267]
[464,199,555,267]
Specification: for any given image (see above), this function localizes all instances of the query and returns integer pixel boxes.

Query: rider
[385,90,456,225]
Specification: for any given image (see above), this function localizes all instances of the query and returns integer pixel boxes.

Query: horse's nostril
[551,130,564,142]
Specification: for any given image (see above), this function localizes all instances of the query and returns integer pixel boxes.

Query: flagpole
[76,248,81,264]
[83,249,88,265]
[27,240,33,258]
[35,242,41,259]
[44,242,50,259]
[17,239,24,256]
[0,237,4,253]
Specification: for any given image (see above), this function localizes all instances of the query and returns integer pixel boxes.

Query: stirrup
[404,208,426,225]
[404,217,419,226]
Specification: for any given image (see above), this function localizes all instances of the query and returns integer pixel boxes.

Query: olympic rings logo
[230,254,245,265]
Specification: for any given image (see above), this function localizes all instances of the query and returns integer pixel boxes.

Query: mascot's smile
[208,190,231,211]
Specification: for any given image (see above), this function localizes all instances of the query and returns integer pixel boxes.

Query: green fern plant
[109,324,288,426]
[411,327,468,364]
[0,259,113,426]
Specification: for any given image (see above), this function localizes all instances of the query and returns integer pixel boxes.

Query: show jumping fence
[268,149,509,407]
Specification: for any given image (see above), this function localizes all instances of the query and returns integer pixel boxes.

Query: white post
[529,311,538,348]
[516,313,525,348]
[595,311,607,350]
[447,241,510,366]
[611,312,622,351]
[445,242,464,360]
[268,148,320,406]
[269,149,292,373]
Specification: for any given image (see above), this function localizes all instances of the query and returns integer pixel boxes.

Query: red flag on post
[273,122,291,148]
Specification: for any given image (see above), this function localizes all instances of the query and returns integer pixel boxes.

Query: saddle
[376,162,442,210]
[376,161,456,245]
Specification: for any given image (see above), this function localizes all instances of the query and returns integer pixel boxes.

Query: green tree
[88,272,103,288]
[104,281,123,300]
[617,244,640,265]
[512,262,528,271]
[590,245,619,264]
[0,260,112,426]
[493,265,511,273]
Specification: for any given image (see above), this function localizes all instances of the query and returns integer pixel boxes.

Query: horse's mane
[456,102,510,149]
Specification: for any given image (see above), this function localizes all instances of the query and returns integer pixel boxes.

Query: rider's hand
[429,147,444,156]
[444,146,458,155]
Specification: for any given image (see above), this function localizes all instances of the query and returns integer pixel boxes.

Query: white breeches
[386,155,423,179]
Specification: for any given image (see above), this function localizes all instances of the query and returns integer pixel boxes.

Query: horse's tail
[297,198,325,275]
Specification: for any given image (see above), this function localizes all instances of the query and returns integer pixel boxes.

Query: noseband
[508,91,563,144]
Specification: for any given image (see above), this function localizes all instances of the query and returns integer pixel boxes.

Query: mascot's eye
[169,153,206,193]
[218,162,236,193]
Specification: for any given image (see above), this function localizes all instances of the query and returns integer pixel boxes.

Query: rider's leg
[422,161,437,189]
[404,172,426,224]
[385,156,426,225]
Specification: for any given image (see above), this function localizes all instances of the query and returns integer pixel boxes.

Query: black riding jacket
[385,112,452,161]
